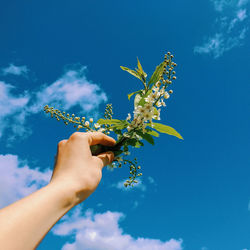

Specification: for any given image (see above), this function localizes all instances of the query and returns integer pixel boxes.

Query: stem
[90,136,128,156]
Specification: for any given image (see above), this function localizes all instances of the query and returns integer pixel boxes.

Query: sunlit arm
[0,182,75,249]
[0,132,115,249]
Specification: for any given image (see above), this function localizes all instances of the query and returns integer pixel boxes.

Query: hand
[50,132,116,205]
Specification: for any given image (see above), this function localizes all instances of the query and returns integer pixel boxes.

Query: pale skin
[0,132,116,250]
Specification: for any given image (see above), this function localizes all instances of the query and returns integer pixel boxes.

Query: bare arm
[0,132,115,249]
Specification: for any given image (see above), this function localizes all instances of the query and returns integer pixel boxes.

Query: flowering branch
[44,52,183,187]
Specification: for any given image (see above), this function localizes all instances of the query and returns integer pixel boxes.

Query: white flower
[89,118,93,123]
[77,125,83,130]
[153,109,161,120]
[145,95,154,103]
[155,81,161,87]
[127,126,132,132]
[161,99,166,107]
[85,121,90,126]
[144,103,153,111]
[133,105,142,114]
[164,92,170,99]
[151,91,161,100]
[94,123,100,129]
[160,88,165,95]
[143,111,153,121]
[98,128,105,132]
[152,86,159,92]
[156,101,162,107]
[135,116,143,126]
[126,113,131,120]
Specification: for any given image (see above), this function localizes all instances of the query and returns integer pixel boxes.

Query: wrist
[47,180,79,209]
[48,179,90,208]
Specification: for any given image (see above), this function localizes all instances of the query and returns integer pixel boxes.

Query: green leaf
[114,150,123,156]
[113,122,128,130]
[134,140,144,148]
[134,93,142,107]
[145,129,159,137]
[128,90,141,101]
[125,138,138,147]
[137,89,152,107]
[97,119,121,125]
[148,62,165,86]
[136,57,147,80]
[136,131,155,145]
[137,57,144,74]
[120,66,141,80]
[151,122,183,140]
[97,119,128,130]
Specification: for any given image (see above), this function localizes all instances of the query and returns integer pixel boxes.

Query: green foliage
[128,90,141,101]
[151,122,183,140]
[120,66,141,81]
[135,131,155,145]
[97,119,128,130]
[148,62,165,86]
[134,93,142,107]
[145,129,159,137]
[44,52,183,188]
[136,57,147,83]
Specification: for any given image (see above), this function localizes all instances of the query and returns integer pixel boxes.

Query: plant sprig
[44,52,183,187]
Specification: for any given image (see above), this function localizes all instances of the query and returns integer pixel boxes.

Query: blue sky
[0,0,249,249]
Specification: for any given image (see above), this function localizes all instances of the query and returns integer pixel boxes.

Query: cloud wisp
[0,81,31,140]
[0,66,107,142]
[112,179,147,192]
[2,64,29,76]
[30,66,107,114]
[194,0,249,58]
[0,154,52,209]
[53,208,183,250]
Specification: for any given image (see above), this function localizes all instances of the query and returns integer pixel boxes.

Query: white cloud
[113,179,146,192]
[30,66,107,114]
[53,209,183,250]
[195,0,249,58]
[211,0,229,12]
[194,34,224,58]
[237,8,247,20]
[211,0,249,11]
[133,200,139,209]
[0,154,52,208]
[201,247,208,250]
[0,81,30,139]
[148,176,156,184]
[0,66,107,142]
[238,0,250,7]
[194,28,247,58]
[2,64,28,76]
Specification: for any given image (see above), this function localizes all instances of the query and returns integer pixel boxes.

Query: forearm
[0,182,76,250]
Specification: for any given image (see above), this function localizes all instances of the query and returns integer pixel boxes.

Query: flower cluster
[126,52,177,134]
[44,53,183,187]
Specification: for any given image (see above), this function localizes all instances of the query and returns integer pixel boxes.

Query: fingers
[95,151,114,169]
[87,132,116,146]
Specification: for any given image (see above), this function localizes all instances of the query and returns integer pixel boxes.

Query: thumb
[96,151,115,169]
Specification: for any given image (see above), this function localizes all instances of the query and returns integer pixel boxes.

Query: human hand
[50,132,116,205]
